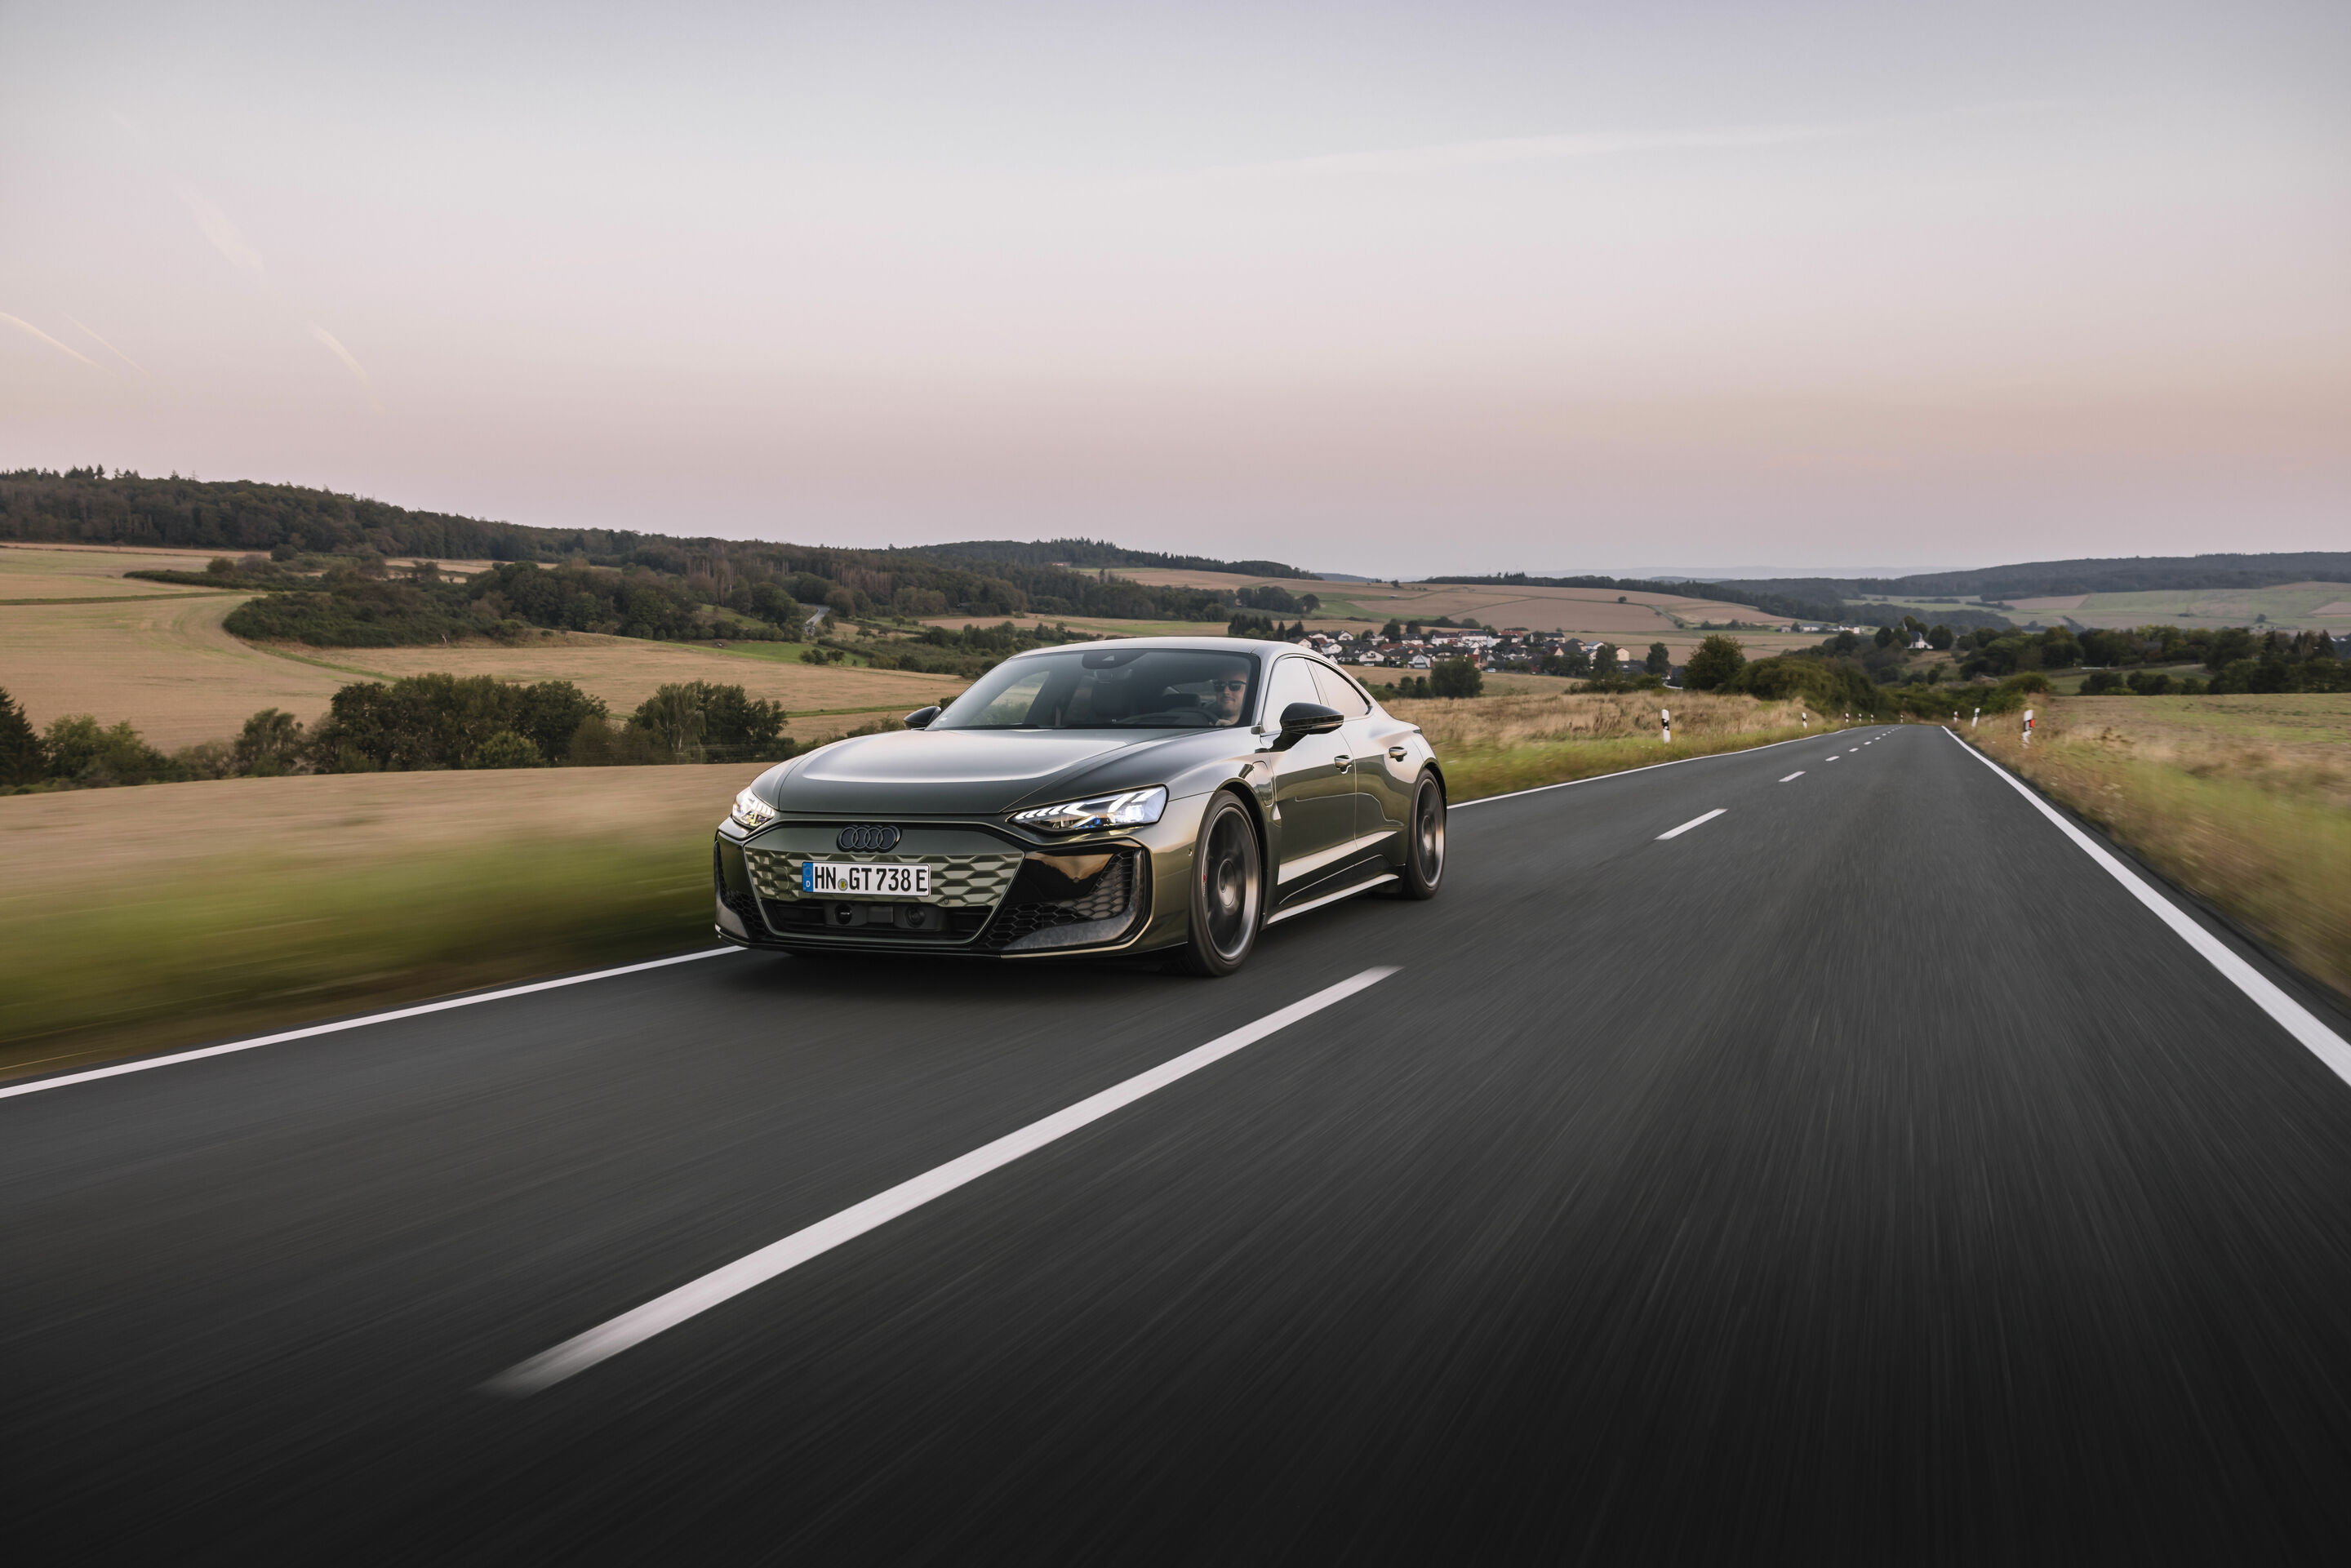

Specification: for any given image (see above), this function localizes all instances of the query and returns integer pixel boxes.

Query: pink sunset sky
[2,1,2345,576]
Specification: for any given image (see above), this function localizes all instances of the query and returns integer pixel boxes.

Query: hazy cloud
[309,325,383,412]
[1,312,100,366]
[175,182,266,276]
[1227,123,1852,178]
[67,315,151,376]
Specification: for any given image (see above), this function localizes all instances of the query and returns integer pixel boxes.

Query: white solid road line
[1779,771,1805,783]
[1656,808,1726,841]
[1944,728,2351,1089]
[0,948,746,1103]
[486,966,1403,1396]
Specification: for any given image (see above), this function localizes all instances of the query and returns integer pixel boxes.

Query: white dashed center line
[1656,808,1726,841]
[1779,771,1805,782]
[486,966,1402,1395]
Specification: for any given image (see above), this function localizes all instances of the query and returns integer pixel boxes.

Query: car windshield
[931,647,1263,730]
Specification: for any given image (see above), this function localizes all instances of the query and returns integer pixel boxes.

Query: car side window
[1261,658,1321,727]
[1309,662,1372,718]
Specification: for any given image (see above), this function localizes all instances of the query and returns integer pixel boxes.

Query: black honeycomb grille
[982,850,1140,950]
[714,846,763,931]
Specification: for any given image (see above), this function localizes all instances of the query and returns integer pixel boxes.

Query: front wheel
[1176,793,1263,976]
[1386,770,1444,899]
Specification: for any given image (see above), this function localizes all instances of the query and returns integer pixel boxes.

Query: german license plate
[801,861,931,898]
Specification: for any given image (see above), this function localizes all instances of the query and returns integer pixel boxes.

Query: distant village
[1257,622,1637,675]
[1252,618,1922,677]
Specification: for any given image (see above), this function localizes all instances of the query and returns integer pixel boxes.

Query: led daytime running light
[1011,785,1168,833]
[731,787,776,829]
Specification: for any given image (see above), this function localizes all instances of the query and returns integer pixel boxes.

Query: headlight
[730,786,776,830]
[1011,785,1167,834]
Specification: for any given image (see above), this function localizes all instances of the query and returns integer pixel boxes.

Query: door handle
[1387,745,1407,761]
[1332,754,1351,772]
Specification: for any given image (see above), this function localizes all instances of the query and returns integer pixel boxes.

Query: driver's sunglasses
[1211,680,1249,692]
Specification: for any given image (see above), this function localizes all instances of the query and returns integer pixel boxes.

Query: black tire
[1390,770,1445,899]
[1176,792,1264,976]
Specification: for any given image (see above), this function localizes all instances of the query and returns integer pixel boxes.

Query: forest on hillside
[0,469,1237,635]
[896,538,1309,578]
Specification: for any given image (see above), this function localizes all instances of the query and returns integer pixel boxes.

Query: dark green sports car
[713,637,1446,975]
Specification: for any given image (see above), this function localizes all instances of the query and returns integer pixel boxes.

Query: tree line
[0,677,798,792]
[1,470,1243,633]
[894,537,1311,579]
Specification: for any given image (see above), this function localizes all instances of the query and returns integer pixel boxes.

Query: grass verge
[1967,695,2351,1005]
[1,838,713,1082]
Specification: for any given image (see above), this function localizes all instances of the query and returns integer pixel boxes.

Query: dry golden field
[0,541,247,600]
[1,593,349,746]
[276,635,962,729]
[0,592,962,748]
[918,615,1214,638]
[1971,693,2351,1002]
[1107,566,1807,653]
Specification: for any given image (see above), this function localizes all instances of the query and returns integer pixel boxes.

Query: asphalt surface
[5,724,2350,1562]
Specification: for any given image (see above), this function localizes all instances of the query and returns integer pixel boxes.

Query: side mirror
[903,705,940,729]
[1273,701,1344,749]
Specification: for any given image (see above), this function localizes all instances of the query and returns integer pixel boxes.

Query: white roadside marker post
[2023,707,2034,746]
[1972,706,1980,729]
[1660,707,1671,744]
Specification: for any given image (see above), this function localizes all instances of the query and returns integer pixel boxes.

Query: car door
[1308,660,1402,846]
[1261,655,1355,893]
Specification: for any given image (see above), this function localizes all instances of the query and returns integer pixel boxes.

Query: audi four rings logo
[836,824,901,852]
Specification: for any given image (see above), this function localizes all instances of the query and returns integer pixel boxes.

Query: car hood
[770,727,1226,817]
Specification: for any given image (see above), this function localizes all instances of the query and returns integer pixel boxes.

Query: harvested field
[918,615,1214,638]
[1109,569,1797,639]
[0,593,962,748]
[0,541,247,600]
[0,593,347,746]
[1971,693,2351,1002]
[288,634,963,727]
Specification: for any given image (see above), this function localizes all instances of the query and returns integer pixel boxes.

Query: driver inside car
[1202,666,1251,726]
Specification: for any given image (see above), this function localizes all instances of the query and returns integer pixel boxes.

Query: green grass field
[2036,662,2204,695]
[2008,583,2351,630]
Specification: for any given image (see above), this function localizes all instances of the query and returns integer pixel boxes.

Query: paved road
[5,726,2349,1561]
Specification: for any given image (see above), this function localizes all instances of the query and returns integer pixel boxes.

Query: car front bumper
[713,807,1204,958]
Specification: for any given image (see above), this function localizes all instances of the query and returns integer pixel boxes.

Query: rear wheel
[1393,770,1444,899]
[1176,793,1263,976]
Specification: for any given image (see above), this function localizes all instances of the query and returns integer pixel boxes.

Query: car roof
[1001,636,1315,660]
